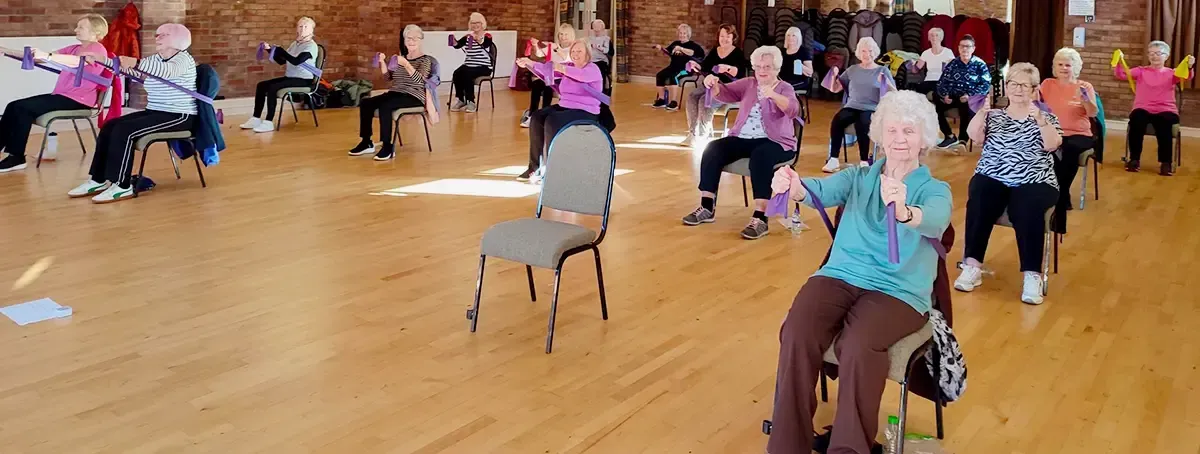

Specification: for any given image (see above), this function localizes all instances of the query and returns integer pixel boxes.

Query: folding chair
[130,131,208,197]
[1122,85,1183,171]
[469,121,616,353]
[447,41,499,111]
[722,120,803,207]
[274,44,327,130]
[33,83,111,167]
[388,107,433,152]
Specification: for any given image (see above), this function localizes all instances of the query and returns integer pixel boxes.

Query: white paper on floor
[1,298,73,326]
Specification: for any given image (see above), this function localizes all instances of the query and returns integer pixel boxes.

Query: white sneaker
[520,117,530,128]
[821,157,840,173]
[1021,272,1045,305]
[239,117,262,129]
[954,264,984,292]
[858,161,870,168]
[253,121,275,133]
[67,180,109,198]
[90,184,133,203]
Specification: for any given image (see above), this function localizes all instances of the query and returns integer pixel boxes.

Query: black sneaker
[0,154,27,173]
[1125,159,1140,172]
[652,99,667,108]
[936,135,959,148]
[373,143,395,161]
[1160,162,1173,176]
[348,139,375,156]
[666,101,680,111]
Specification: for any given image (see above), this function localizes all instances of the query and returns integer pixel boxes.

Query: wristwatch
[898,205,914,223]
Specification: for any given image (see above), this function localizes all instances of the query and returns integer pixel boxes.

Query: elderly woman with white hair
[449,12,494,113]
[822,37,896,173]
[681,46,800,240]
[778,26,814,89]
[1115,40,1195,175]
[68,23,198,204]
[956,63,1063,305]
[239,16,319,133]
[766,90,951,454]
[913,27,953,95]
[651,23,705,111]
[348,24,438,161]
[1040,47,1097,232]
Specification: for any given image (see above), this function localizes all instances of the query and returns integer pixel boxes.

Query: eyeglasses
[1148,51,1168,56]
[1005,80,1033,90]
[751,64,775,71]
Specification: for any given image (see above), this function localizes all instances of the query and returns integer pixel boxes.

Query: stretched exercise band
[529,60,611,106]
[257,43,322,78]
[90,57,215,106]
[2,46,112,88]
[372,53,400,69]
[449,33,487,48]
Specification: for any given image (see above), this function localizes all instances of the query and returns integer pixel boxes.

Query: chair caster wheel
[762,420,772,435]
[466,309,475,320]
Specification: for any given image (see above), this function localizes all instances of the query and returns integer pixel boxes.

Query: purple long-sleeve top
[554,62,603,115]
[713,78,801,150]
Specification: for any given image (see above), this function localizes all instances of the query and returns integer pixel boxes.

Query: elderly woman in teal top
[766,90,952,454]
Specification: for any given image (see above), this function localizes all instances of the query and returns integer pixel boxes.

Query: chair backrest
[310,44,327,90]
[538,121,616,220]
[486,41,499,77]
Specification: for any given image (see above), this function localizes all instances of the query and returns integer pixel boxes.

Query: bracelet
[898,206,914,223]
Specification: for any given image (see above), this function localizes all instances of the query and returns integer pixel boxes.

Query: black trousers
[1127,108,1179,164]
[253,77,311,120]
[0,94,88,158]
[1053,134,1095,233]
[452,65,491,102]
[699,136,799,201]
[89,110,193,187]
[527,105,598,169]
[829,107,872,161]
[934,95,974,139]
[655,64,687,87]
[528,79,554,112]
[596,61,612,95]
[912,80,938,95]
[359,91,423,144]
[963,174,1058,272]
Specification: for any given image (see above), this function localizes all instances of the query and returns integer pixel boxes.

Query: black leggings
[699,136,799,201]
[1053,134,1095,233]
[452,65,492,102]
[359,91,423,144]
[1127,108,1179,164]
[528,79,554,112]
[829,107,872,161]
[655,64,687,87]
[963,174,1058,272]
[934,95,974,139]
[90,110,193,187]
[527,105,598,169]
[253,77,311,120]
[0,94,88,158]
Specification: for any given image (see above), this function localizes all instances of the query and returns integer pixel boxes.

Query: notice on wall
[1073,27,1085,47]
[1068,0,1095,16]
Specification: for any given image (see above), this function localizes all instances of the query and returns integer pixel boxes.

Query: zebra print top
[975,109,1062,189]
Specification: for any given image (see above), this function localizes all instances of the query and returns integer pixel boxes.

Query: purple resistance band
[372,53,400,69]
[91,57,215,106]
[794,180,931,262]
[529,60,611,106]
[6,46,112,87]
[256,43,323,78]
[449,34,482,47]
[886,203,900,264]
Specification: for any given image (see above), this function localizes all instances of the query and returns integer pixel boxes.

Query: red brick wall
[0,0,133,37]
[627,0,740,77]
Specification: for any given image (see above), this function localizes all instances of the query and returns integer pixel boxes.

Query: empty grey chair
[274,44,327,130]
[131,131,208,197]
[32,84,111,167]
[387,107,433,152]
[469,121,616,353]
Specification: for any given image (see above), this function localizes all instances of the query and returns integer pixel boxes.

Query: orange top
[1039,78,1093,137]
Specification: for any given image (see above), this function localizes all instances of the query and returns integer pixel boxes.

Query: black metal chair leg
[467,255,486,332]
[275,95,285,130]
[194,152,207,188]
[489,81,495,110]
[421,115,432,152]
[87,118,97,141]
[594,247,608,320]
[395,118,404,147]
[741,177,749,207]
[1054,233,1059,273]
[133,144,151,197]
[932,348,945,439]
[289,98,299,123]
[35,121,50,168]
[819,369,828,402]
[526,265,537,302]
[545,268,563,354]
[308,94,319,127]
[71,120,87,154]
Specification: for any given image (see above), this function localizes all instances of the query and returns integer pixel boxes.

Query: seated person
[954,63,1063,305]
[684,24,748,142]
[779,26,814,90]
[68,23,198,204]
[680,46,801,240]
[1040,47,1098,233]
[589,19,612,94]
[449,12,494,113]
[933,34,991,148]
[0,14,109,173]
[347,24,437,161]
[521,23,575,128]
[1115,40,1194,175]
[239,16,319,133]
[823,37,895,173]
[913,27,952,95]
[515,40,606,181]
[767,90,952,454]
[652,23,705,111]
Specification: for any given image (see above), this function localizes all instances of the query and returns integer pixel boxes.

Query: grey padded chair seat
[34,110,94,127]
[277,86,314,97]
[391,106,425,120]
[1078,149,1094,167]
[722,156,797,176]
[823,321,934,382]
[135,131,192,151]
[995,208,1052,230]
[481,218,597,269]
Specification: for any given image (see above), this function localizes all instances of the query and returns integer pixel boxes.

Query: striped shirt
[388,54,434,102]
[116,51,198,115]
[455,34,493,69]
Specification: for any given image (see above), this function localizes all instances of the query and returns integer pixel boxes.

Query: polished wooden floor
[1,83,1198,453]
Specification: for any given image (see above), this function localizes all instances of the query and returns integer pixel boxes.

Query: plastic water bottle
[884,415,901,454]
[45,132,58,160]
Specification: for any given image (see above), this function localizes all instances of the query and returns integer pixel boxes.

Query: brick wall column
[127,0,186,108]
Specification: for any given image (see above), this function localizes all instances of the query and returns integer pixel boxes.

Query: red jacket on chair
[100,2,141,59]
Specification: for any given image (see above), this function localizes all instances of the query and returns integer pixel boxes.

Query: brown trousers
[768,276,927,454]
